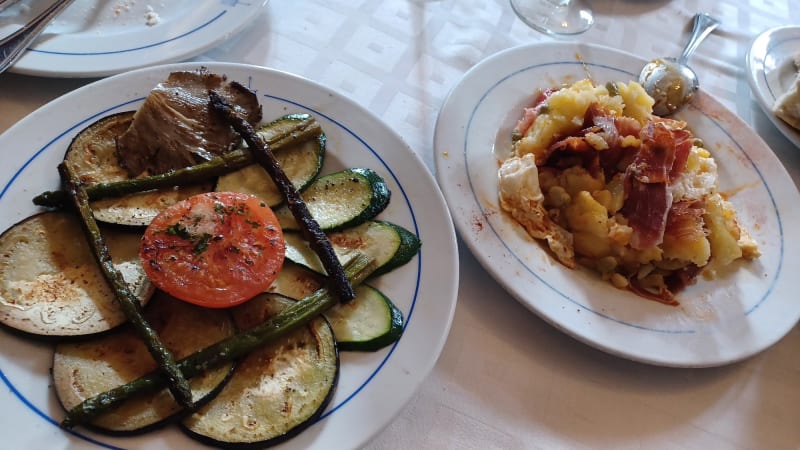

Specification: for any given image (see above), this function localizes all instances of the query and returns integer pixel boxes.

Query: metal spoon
[639,13,720,116]
[0,0,77,74]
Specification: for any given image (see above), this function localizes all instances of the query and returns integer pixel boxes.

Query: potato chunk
[703,193,743,267]
[565,191,611,258]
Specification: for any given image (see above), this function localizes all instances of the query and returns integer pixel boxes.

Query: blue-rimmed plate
[0,62,458,448]
[0,0,269,77]
[746,25,800,148]
[434,42,800,368]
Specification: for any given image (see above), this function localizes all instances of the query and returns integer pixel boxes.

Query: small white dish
[746,25,800,148]
[0,0,269,77]
[435,42,800,368]
[0,62,459,448]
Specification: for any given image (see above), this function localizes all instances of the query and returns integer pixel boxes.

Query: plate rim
[7,1,270,78]
[434,41,800,368]
[745,25,800,148]
[0,61,459,448]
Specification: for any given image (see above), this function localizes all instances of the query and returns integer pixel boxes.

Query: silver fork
[0,0,77,74]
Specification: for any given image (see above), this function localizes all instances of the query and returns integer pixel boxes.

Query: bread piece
[772,58,800,130]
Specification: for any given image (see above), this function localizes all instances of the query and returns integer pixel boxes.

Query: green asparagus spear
[35,116,322,208]
[209,91,356,303]
[58,161,195,409]
[62,253,377,429]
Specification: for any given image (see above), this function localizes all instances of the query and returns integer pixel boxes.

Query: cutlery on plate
[0,0,77,74]
[638,13,720,116]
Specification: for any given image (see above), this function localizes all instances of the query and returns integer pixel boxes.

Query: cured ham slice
[662,201,710,266]
[547,104,645,177]
[622,121,692,249]
[513,88,558,138]
[623,180,672,250]
[627,121,677,184]
[668,128,693,181]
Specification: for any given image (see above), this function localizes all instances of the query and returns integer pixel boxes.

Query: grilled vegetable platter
[0,64,459,449]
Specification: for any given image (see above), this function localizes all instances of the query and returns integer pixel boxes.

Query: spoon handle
[0,0,77,74]
[678,13,720,65]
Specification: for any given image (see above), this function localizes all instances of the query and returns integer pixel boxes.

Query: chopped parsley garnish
[193,233,213,255]
[164,223,192,240]
[163,223,214,255]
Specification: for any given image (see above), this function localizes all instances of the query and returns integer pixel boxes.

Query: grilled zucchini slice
[283,220,420,277]
[266,261,404,352]
[52,292,236,434]
[325,284,403,352]
[274,168,391,231]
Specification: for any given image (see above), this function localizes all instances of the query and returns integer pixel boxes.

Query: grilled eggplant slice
[182,294,338,448]
[52,292,236,434]
[0,211,153,336]
[64,111,212,226]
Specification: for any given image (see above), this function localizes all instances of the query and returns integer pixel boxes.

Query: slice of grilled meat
[116,68,262,176]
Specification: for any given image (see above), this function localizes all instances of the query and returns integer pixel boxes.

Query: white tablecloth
[1,1,798,449]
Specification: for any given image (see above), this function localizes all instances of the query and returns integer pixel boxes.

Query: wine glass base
[510,0,594,36]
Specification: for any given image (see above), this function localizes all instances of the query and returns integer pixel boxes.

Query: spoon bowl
[639,13,720,116]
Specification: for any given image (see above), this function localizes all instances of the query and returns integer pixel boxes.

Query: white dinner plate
[746,25,800,148]
[0,0,268,77]
[435,42,800,368]
[0,62,458,448]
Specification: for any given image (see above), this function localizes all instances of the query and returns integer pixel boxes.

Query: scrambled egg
[498,154,575,268]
